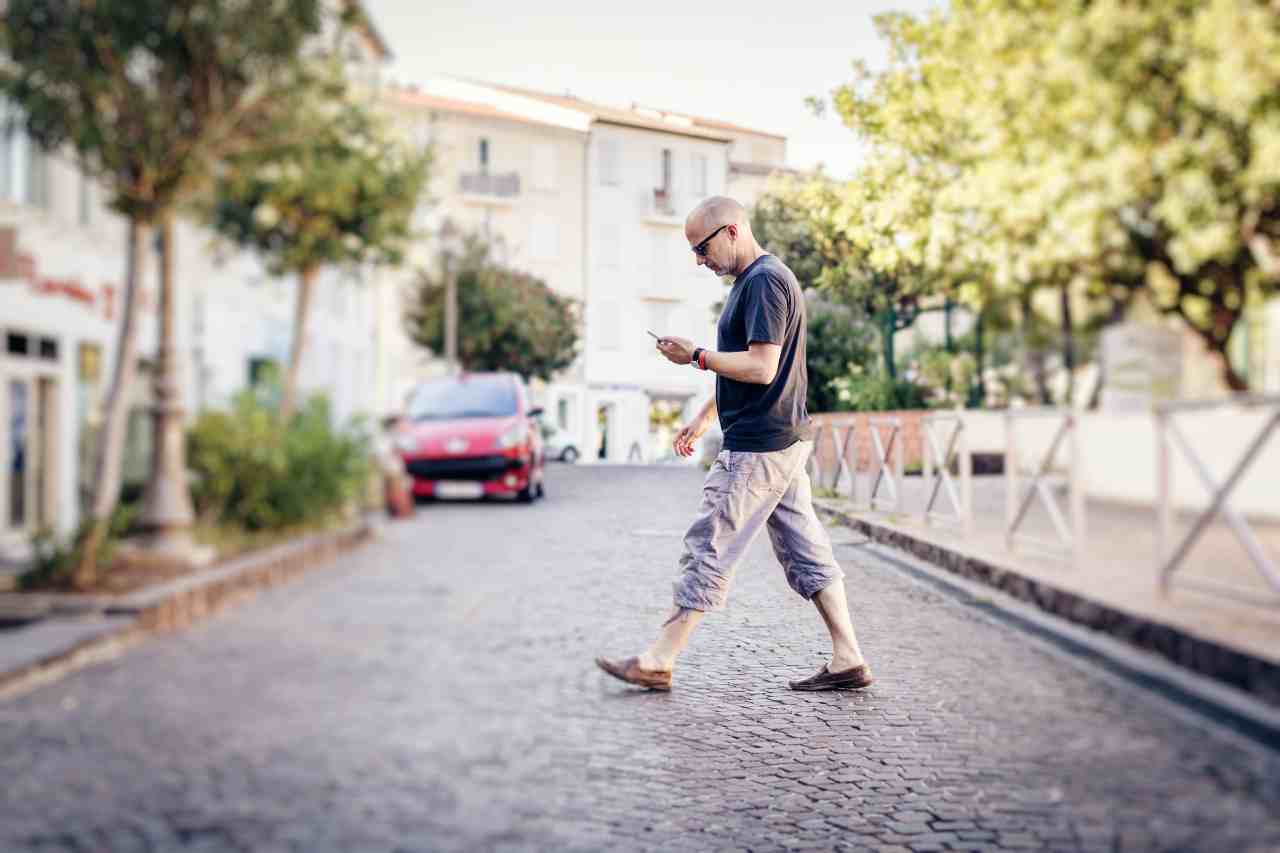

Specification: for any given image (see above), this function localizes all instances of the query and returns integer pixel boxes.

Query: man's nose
[694,253,706,267]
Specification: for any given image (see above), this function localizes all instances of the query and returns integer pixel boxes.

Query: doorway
[2,372,59,539]
[596,403,613,461]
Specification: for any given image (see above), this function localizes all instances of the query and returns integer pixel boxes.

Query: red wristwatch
[692,347,709,370]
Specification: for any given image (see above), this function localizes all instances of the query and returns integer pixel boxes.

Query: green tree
[404,231,580,381]
[805,297,876,413]
[753,170,955,379]
[750,174,836,289]
[829,0,1280,390]
[206,75,429,420]
[0,0,324,585]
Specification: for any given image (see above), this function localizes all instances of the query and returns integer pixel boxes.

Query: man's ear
[726,223,739,240]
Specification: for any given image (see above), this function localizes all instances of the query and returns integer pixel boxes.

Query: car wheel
[518,482,535,503]
[536,480,546,499]
[562,446,579,464]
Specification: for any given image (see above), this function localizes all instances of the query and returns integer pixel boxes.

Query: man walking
[595,197,872,692]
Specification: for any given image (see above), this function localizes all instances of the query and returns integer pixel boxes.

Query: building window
[76,343,103,514]
[597,225,621,269]
[0,103,47,209]
[691,153,708,197]
[557,398,570,430]
[598,139,620,186]
[79,170,93,226]
[8,379,28,527]
[478,137,490,174]
[248,357,282,397]
[530,214,559,262]
[6,332,29,356]
[650,231,671,289]
[532,142,556,191]
[596,301,621,350]
[660,148,672,192]
[38,337,57,361]
[646,301,672,338]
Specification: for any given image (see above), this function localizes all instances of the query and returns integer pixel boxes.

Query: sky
[366,0,938,180]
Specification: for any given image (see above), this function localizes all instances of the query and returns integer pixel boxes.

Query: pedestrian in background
[596,196,873,692]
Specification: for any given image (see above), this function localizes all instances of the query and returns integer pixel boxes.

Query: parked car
[395,373,546,502]
[539,422,581,463]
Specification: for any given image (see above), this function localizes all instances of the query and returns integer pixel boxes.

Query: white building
[0,3,392,559]
[380,79,792,464]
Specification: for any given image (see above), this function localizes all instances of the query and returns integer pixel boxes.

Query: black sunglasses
[692,224,729,257]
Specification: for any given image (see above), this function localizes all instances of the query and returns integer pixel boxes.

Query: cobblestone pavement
[2,465,1279,853]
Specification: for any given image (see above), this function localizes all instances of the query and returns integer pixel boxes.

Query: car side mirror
[527,407,544,419]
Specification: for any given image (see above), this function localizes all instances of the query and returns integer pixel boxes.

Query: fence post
[960,416,973,535]
[1004,411,1017,552]
[1155,408,1172,594]
[893,419,904,514]
[1068,411,1085,568]
[921,416,934,526]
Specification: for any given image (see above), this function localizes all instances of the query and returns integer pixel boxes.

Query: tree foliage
[206,74,429,276]
[826,0,1280,389]
[205,70,430,419]
[405,232,580,381]
[0,0,322,219]
[0,0,326,584]
[805,297,876,414]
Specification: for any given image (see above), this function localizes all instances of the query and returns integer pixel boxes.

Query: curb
[815,501,1280,711]
[0,519,376,702]
[848,539,1280,753]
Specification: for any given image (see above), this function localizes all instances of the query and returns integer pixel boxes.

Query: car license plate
[435,481,484,499]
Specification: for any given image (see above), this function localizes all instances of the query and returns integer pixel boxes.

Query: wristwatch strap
[691,347,705,368]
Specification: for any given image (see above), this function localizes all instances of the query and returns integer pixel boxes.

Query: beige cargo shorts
[673,439,844,611]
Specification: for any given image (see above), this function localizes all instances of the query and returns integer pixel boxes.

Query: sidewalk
[0,518,375,700]
[814,473,1280,705]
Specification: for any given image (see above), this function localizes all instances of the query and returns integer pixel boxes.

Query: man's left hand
[656,336,695,365]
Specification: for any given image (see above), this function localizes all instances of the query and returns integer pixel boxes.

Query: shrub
[20,502,137,591]
[187,391,371,531]
[806,298,876,413]
[827,365,927,412]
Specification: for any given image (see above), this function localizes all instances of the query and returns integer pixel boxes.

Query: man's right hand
[673,422,702,457]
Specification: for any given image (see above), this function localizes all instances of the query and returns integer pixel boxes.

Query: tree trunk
[74,218,148,589]
[1201,333,1250,392]
[280,265,319,422]
[137,212,197,556]
[443,254,458,374]
[881,307,897,379]
[1059,282,1076,404]
[1018,290,1049,404]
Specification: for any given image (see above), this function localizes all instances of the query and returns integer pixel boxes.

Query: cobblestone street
[2,465,1279,852]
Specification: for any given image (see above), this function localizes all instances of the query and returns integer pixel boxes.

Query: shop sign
[0,226,123,320]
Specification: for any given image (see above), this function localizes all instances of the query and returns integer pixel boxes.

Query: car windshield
[407,377,518,421]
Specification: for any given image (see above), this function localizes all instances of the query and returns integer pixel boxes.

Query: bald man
[595,196,873,692]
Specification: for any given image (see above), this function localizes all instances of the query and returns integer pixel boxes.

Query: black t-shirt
[715,254,814,452]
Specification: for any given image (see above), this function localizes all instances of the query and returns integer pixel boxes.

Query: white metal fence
[1155,395,1280,607]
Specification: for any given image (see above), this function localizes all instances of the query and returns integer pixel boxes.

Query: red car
[395,373,546,502]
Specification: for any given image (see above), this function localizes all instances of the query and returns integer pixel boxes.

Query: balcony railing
[459,172,520,199]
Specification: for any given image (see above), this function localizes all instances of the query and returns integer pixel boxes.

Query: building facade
[380,79,792,464]
[0,3,391,560]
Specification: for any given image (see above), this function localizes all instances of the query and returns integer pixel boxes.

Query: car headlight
[496,422,527,449]
[394,433,418,453]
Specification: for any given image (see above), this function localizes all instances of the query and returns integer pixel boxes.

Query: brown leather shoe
[788,663,874,691]
[595,656,672,691]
